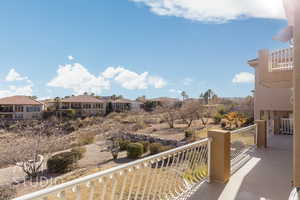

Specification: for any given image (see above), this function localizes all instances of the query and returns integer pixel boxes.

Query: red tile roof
[0,96,43,105]
[60,95,106,103]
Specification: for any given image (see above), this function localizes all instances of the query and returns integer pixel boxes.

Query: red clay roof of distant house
[0,96,43,105]
[111,98,133,103]
[60,95,106,103]
[148,97,180,102]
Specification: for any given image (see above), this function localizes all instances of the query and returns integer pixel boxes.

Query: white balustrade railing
[269,47,294,72]
[13,138,211,200]
[281,118,294,135]
[230,125,257,173]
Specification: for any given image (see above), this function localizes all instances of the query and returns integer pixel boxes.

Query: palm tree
[203,89,215,104]
[181,91,188,101]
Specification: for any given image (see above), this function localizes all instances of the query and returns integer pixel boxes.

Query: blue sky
[0,0,289,100]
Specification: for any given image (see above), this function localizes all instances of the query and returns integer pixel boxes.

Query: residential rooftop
[0,95,43,105]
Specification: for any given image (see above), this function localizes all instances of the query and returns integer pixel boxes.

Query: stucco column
[255,120,267,148]
[208,129,230,183]
[293,0,300,187]
[255,49,269,120]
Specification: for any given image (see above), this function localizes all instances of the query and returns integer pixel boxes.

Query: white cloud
[5,68,29,82]
[130,0,285,23]
[102,66,167,90]
[148,76,167,88]
[0,85,33,98]
[47,63,110,95]
[232,72,254,83]
[0,69,34,98]
[68,55,75,60]
[183,78,193,86]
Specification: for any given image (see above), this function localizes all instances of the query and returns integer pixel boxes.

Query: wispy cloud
[0,69,34,98]
[47,63,110,95]
[102,66,167,90]
[68,55,75,61]
[232,72,254,83]
[48,64,167,95]
[130,0,285,23]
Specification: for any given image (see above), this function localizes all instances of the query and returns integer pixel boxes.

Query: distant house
[147,97,181,107]
[0,96,43,120]
[107,99,143,113]
[47,95,107,117]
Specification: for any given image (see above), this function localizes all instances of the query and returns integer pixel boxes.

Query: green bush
[77,132,95,146]
[140,141,150,152]
[150,143,173,155]
[118,139,131,151]
[184,130,194,138]
[0,185,16,200]
[47,152,79,174]
[149,143,162,155]
[127,143,144,159]
[213,113,223,124]
[70,147,87,160]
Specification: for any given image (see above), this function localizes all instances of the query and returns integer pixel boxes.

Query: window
[15,105,24,112]
[32,114,39,119]
[26,106,41,112]
[15,114,23,119]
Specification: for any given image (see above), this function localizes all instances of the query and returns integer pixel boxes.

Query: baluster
[151,157,166,200]
[194,145,207,181]
[127,167,137,200]
[176,148,193,192]
[57,191,66,200]
[87,181,95,200]
[147,160,159,200]
[119,170,129,200]
[141,162,152,200]
[165,152,179,198]
[72,185,81,200]
[134,164,145,200]
[169,151,184,197]
[189,146,201,184]
[158,155,172,200]
[100,178,107,200]
[110,174,118,200]
[180,147,196,189]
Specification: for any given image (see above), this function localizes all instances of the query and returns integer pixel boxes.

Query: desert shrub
[76,132,95,146]
[243,117,254,127]
[0,185,16,200]
[64,109,76,119]
[118,139,131,151]
[47,152,79,174]
[127,143,144,159]
[140,141,150,152]
[150,143,173,155]
[184,129,194,138]
[70,147,87,160]
[221,120,227,128]
[213,113,223,124]
[149,143,163,155]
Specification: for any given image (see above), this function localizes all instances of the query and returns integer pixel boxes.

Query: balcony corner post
[207,129,230,183]
[255,120,267,148]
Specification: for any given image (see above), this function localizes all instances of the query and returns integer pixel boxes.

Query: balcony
[269,47,294,72]
[12,124,293,200]
[249,47,294,88]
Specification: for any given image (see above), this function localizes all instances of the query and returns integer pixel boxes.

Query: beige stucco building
[248,49,294,135]
[0,96,43,120]
[47,95,107,117]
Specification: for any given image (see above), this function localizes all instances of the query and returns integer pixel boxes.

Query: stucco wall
[254,68,293,120]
